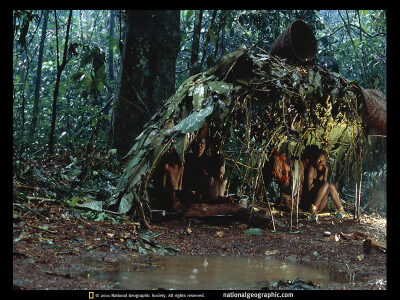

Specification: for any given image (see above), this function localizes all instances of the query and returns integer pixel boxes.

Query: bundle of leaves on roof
[105,43,369,220]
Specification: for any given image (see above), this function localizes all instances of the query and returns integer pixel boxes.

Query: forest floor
[13,198,387,291]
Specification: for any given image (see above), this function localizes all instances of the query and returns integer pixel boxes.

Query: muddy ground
[12,201,387,291]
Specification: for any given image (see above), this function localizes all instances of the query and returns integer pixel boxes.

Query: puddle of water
[77,255,351,290]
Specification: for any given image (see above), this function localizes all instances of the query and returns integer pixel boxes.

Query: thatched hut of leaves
[105,31,384,223]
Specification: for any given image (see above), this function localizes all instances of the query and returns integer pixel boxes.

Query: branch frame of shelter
[106,19,385,225]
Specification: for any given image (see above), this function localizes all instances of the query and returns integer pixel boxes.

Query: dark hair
[191,137,207,154]
[301,145,319,161]
[311,149,326,163]
[302,145,326,163]
[163,147,182,165]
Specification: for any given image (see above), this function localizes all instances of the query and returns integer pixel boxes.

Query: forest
[13,10,387,292]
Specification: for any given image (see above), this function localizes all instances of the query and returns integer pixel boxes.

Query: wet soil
[12,202,387,290]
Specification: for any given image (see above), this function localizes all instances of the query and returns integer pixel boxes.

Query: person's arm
[305,165,316,192]
[218,178,228,197]
[162,164,169,190]
[322,165,328,182]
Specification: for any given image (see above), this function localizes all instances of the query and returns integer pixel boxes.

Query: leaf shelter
[106,22,384,224]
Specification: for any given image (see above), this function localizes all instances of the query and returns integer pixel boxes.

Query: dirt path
[13,202,387,290]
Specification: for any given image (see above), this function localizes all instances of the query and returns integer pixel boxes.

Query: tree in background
[189,10,203,76]
[48,10,73,154]
[11,9,387,217]
[29,10,49,139]
[317,10,386,92]
[111,10,181,158]
[12,10,386,156]
[107,10,116,82]
[176,10,324,87]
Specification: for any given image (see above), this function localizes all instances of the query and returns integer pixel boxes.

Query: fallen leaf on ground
[243,228,264,236]
[265,250,279,256]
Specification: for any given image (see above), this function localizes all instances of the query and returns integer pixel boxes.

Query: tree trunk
[111,10,180,158]
[108,10,115,82]
[48,10,73,154]
[338,10,366,85]
[213,11,226,60]
[199,10,218,71]
[189,10,203,76]
[16,45,29,152]
[29,10,49,138]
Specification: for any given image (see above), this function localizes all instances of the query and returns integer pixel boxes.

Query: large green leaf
[119,193,133,214]
[192,84,206,111]
[207,81,232,94]
[76,200,103,212]
[170,105,214,134]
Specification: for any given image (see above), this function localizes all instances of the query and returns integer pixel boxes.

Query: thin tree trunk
[48,10,73,154]
[356,10,368,85]
[17,47,29,150]
[189,10,203,76]
[220,18,225,56]
[88,11,100,43]
[213,11,226,60]
[199,10,218,71]
[29,10,49,138]
[105,10,116,147]
[108,10,115,82]
[338,10,366,85]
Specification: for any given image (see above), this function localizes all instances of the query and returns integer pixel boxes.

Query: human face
[219,163,225,179]
[167,145,175,154]
[196,138,206,157]
[315,154,326,171]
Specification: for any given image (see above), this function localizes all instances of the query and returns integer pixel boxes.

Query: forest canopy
[12,10,387,222]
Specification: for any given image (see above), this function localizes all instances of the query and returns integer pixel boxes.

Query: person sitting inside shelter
[301,147,347,215]
[151,140,272,228]
[152,144,185,213]
[207,154,228,202]
[183,137,212,201]
[183,150,272,227]
[301,145,321,170]
[262,150,295,212]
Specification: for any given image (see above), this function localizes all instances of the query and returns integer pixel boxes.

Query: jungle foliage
[12,10,387,222]
[109,45,368,217]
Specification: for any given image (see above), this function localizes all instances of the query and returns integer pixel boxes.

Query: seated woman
[301,147,347,215]
[182,137,212,201]
[207,154,228,202]
[184,153,272,228]
[152,145,185,213]
[301,145,320,169]
[263,150,296,212]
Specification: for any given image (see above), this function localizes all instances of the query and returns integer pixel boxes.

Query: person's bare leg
[177,165,184,191]
[317,194,329,212]
[313,182,330,210]
[171,190,183,213]
[314,182,344,213]
[329,183,344,211]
